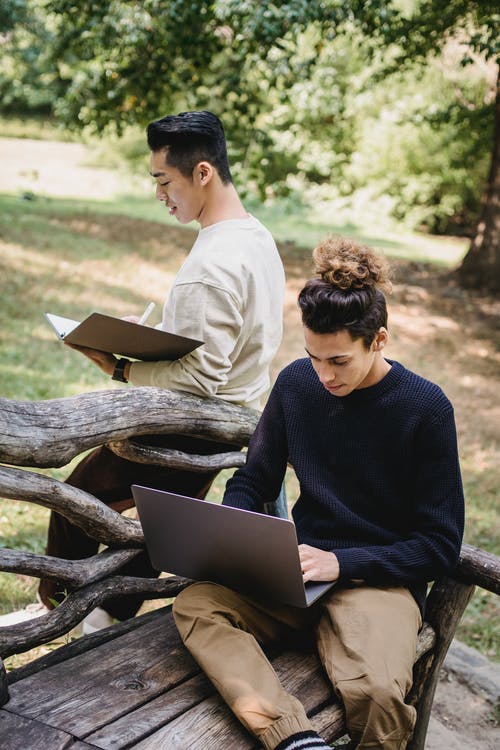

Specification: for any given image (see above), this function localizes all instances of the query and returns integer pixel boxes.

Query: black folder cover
[45,312,203,361]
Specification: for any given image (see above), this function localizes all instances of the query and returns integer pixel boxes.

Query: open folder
[45,312,203,361]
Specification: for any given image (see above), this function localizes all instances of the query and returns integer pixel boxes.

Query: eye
[159,181,170,187]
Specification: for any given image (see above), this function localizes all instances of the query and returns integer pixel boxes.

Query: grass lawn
[0,148,498,667]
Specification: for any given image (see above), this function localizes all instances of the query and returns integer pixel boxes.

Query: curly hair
[298,236,393,348]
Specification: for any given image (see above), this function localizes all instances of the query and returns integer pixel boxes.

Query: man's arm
[128,282,242,397]
[223,384,289,513]
[68,282,244,397]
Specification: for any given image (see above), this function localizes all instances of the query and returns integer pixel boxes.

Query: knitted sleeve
[223,384,289,512]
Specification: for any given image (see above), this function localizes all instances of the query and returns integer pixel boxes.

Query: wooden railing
[0,388,498,749]
[0,388,257,658]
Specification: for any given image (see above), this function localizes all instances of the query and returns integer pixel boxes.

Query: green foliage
[0,0,28,31]
[343,55,493,233]
[46,0,221,129]
[457,588,499,660]
[387,1,500,65]
[0,0,65,113]
[0,1,497,235]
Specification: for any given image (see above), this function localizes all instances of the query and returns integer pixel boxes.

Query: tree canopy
[1,1,499,289]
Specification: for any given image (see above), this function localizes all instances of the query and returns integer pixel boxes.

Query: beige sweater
[130,215,285,409]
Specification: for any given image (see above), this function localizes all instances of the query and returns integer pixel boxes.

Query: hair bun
[313,236,392,293]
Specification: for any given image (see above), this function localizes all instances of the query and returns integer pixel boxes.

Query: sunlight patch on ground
[390,308,460,338]
[0,137,150,200]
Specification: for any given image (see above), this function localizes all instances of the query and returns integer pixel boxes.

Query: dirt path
[427,640,499,749]
[0,137,128,199]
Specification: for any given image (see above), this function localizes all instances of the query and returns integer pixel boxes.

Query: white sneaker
[0,602,49,626]
[82,607,115,634]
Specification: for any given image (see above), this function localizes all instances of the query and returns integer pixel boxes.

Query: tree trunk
[458,67,500,292]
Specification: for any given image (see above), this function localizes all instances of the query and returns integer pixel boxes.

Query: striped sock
[274,730,330,750]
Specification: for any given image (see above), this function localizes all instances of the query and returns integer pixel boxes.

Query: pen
[138,302,155,325]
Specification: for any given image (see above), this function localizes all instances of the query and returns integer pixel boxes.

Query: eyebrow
[304,348,350,361]
[150,170,166,178]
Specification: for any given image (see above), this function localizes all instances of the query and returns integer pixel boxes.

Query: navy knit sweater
[223,359,465,612]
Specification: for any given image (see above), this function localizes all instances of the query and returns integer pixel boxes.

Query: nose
[318,362,335,385]
[156,184,167,202]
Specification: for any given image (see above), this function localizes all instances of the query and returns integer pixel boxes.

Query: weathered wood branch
[0,548,142,586]
[107,438,246,471]
[414,623,435,660]
[0,659,8,706]
[0,388,258,468]
[0,465,143,546]
[457,542,500,595]
[0,575,191,659]
[407,578,475,750]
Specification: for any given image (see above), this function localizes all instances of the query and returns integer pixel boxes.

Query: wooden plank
[8,606,170,685]
[126,649,337,750]
[5,608,436,749]
[86,651,328,749]
[6,612,198,737]
[122,625,430,749]
[85,673,214,749]
[130,694,257,750]
[273,649,334,706]
[310,703,345,743]
[0,710,75,750]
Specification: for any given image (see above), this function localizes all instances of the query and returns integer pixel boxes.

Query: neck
[362,354,392,389]
[199,183,248,228]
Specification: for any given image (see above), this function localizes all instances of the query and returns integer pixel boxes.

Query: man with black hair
[38,110,286,630]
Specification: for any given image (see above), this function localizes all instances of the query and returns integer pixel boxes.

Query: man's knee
[173,582,229,640]
[338,672,411,725]
[338,673,416,741]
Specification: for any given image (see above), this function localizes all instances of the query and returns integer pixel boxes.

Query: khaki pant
[173,581,422,750]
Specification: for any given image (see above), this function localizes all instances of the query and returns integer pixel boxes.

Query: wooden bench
[1,389,499,750]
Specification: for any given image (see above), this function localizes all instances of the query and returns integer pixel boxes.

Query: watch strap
[112,358,129,383]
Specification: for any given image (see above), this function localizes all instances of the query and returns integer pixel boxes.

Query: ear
[372,327,389,351]
[196,161,214,187]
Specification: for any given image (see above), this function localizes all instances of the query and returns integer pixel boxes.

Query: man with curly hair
[172,237,465,750]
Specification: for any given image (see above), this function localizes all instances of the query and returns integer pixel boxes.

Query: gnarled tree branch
[0,575,191,658]
[0,547,143,586]
[0,388,258,468]
[107,438,246,471]
[0,465,143,546]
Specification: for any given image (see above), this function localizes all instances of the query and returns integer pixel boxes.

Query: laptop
[44,312,202,361]
[132,485,336,608]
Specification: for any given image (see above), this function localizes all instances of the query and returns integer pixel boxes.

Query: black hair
[146,110,232,184]
[298,236,392,349]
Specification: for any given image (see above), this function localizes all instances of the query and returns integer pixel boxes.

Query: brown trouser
[39,435,236,620]
[173,581,422,750]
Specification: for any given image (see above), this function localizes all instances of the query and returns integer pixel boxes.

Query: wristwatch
[112,358,129,383]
